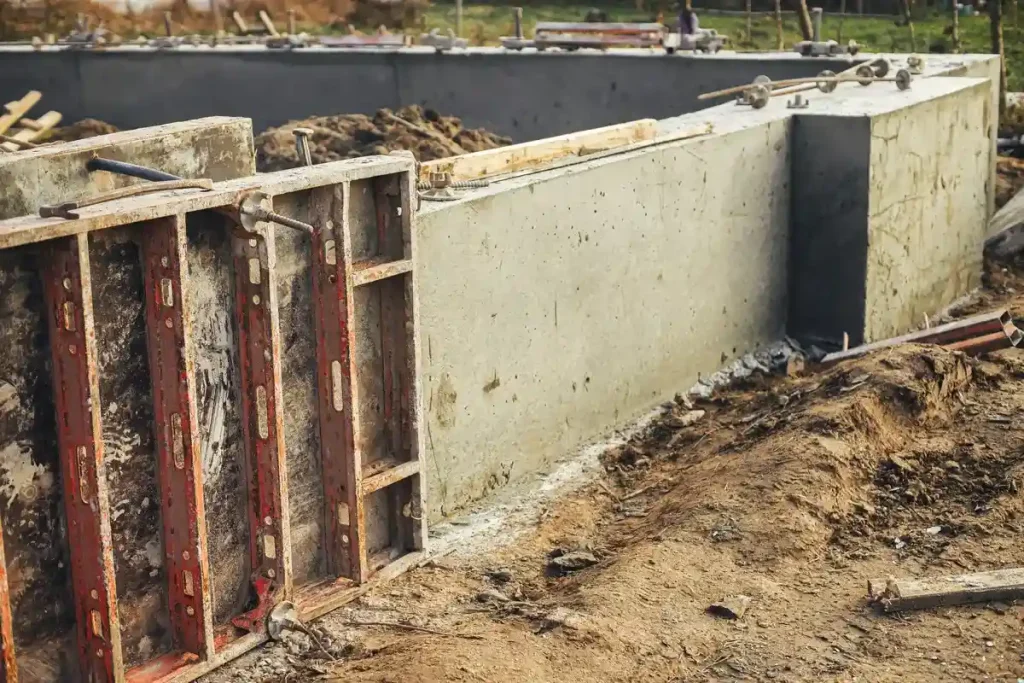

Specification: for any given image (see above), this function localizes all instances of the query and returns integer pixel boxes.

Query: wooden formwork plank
[0,512,17,682]
[139,215,214,658]
[418,119,658,183]
[309,183,363,581]
[229,217,292,632]
[41,233,124,682]
[0,110,62,152]
[0,91,41,136]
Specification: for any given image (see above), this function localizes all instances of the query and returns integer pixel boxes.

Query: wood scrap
[419,118,660,183]
[0,111,61,152]
[868,567,1024,612]
[0,91,42,136]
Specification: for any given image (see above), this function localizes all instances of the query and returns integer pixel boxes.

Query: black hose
[86,157,181,182]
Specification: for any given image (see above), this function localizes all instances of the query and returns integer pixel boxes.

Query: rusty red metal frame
[0,512,16,682]
[40,234,124,682]
[309,185,363,582]
[821,310,1016,364]
[0,159,424,683]
[229,221,290,634]
[139,215,214,659]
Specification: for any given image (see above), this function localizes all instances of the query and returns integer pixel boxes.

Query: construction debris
[546,548,599,575]
[0,90,61,151]
[707,594,753,619]
[254,105,511,171]
[868,568,1024,612]
[820,310,1023,365]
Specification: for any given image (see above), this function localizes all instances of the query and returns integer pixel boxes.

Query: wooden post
[746,0,753,43]
[455,0,463,37]
[793,0,813,40]
[838,0,846,42]
[775,0,784,48]
[990,0,1007,115]
[951,0,960,51]
[899,0,915,51]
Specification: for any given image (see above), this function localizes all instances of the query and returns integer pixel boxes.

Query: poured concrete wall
[0,48,857,139]
[417,75,992,519]
[789,78,991,345]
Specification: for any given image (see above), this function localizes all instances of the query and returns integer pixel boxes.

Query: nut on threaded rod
[238,191,314,234]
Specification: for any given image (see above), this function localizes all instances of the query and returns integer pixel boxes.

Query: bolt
[292,127,314,167]
[787,93,809,109]
[239,192,315,234]
[186,606,195,616]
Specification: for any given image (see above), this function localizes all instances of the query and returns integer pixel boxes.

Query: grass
[419,2,1024,90]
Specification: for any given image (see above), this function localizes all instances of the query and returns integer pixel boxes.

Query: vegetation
[422,2,1024,90]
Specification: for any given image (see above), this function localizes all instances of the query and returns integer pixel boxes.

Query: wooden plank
[139,215,214,658]
[0,110,61,152]
[41,233,125,682]
[868,568,1024,612]
[0,156,413,250]
[0,512,17,683]
[419,119,660,183]
[351,258,413,286]
[0,91,41,136]
[361,460,420,495]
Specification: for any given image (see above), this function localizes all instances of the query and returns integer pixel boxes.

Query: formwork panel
[89,227,170,669]
[0,156,424,683]
[271,192,326,589]
[0,248,78,682]
[183,215,250,627]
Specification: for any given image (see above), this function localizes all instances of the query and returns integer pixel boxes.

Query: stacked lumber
[0,91,62,152]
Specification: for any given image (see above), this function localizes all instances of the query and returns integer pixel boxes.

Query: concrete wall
[415,115,793,518]
[0,48,856,139]
[417,75,992,518]
[788,78,991,345]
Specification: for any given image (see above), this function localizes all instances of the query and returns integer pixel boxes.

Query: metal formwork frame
[0,157,426,683]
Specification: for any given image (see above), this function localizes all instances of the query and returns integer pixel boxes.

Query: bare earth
[204,263,1024,683]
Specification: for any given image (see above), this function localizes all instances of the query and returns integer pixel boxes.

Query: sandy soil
[203,262,1024,683]
[254,105,511,172]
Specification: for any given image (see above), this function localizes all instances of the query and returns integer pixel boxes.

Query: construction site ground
[203,260,1024,683]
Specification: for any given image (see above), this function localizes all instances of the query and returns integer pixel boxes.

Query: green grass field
[420,2,1024,90]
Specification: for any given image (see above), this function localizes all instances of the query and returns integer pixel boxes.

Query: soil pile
[44,119,120,142]
[254,105,512,172]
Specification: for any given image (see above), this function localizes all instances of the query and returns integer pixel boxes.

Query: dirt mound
[601,343,1024,567]
[44,119,120,143]
[996,156,1024,208]
[254,105,512,172]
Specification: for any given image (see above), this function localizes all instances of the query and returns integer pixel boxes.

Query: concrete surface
[415,74,992,519]
[0,116,255,219]
[415,113,793,518]
[788,77,991,345]
[0,47,860,139]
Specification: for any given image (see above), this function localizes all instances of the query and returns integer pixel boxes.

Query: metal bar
[230,217,291,632]
[86,158,181,183]
[0,512,17,683]
[41,233,124,682]
[140,215,214,658]
[820,310,1010,365]
[534,21,664,32]
[942,329,1021,354]
[309,184,362,581]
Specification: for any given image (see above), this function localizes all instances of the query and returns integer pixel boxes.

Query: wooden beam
[869,568,1024,612]
[419,119,660,183]
[0,512,17,682]
[0,110,61,152]
[0,91,41,136]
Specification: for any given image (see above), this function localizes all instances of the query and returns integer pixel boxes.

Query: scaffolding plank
[139,215,214,658]
[309,183,363,581]
[40,233,124,682]
[229,217,292,633]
